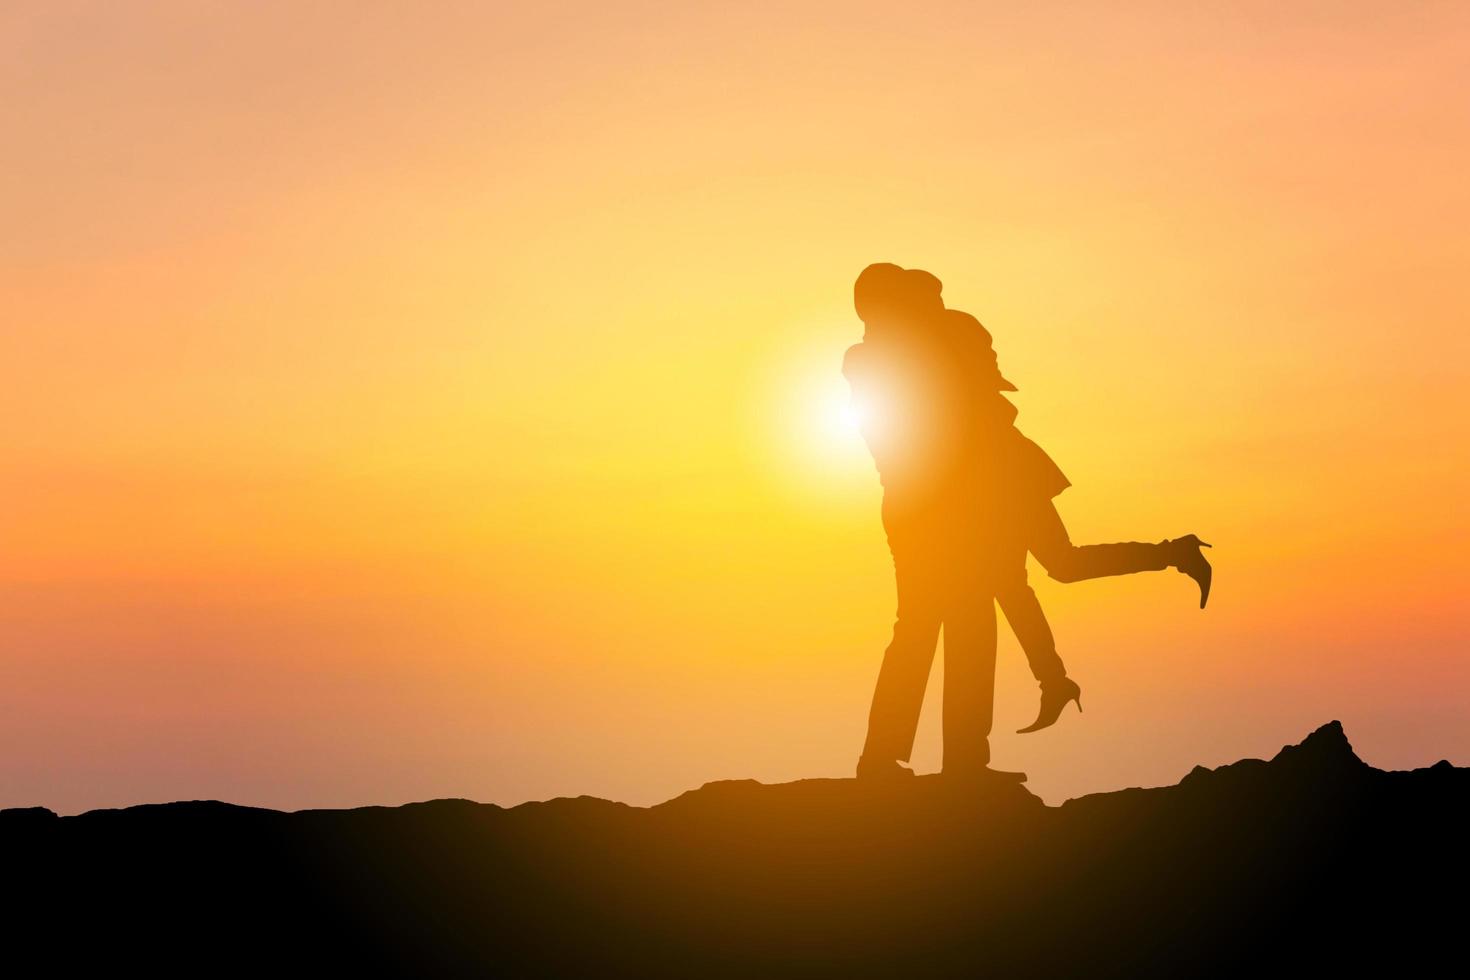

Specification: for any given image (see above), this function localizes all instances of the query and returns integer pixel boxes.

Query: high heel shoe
[1017,676,1082,734]
[1166,534,1213,609]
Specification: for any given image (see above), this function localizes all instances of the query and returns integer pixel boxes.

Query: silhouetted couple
[842,263,1212,782]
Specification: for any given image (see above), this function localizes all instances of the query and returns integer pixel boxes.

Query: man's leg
[860,531,944,767]
[1028,497,1172,584]
[939,577,998,775]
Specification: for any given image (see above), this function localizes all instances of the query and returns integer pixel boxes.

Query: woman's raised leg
[1027,498,1213,607]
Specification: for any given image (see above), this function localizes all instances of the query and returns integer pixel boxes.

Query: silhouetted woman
[912,272,1213,733]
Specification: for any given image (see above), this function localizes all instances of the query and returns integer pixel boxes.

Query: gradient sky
[4,2,1467,816]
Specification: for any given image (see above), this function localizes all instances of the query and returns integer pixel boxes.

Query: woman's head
[903,268,944,320]
[943,308,992,344]
[943,308,1018,392]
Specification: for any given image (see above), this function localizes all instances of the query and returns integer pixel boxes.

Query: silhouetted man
[842,263,1024,782]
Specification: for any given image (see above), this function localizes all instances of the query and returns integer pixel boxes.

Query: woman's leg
[1028,497,1173,583]
[980,492,1068,690]
[996,575,1068,690]
[991,497,1085,735]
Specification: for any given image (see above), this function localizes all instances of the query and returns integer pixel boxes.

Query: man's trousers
[860,499,1001,774]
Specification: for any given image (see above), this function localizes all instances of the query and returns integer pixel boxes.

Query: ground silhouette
[6,720,1463,975]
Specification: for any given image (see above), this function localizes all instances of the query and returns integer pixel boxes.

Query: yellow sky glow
[3,2,1467,814]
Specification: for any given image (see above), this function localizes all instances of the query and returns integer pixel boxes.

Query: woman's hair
[944,308,1018,391]
[943,308,993,344]
[905,268,942,301]
[903,268,944,319]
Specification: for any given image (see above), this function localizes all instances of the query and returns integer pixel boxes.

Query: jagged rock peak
[1270,719,1367,769]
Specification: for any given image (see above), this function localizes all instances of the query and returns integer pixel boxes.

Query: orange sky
[3,2,1468,815]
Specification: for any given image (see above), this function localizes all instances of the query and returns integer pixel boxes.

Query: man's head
[853,263,909,325]
[853,263,945,336]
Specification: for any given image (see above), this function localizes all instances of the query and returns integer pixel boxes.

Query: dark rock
[0,805,58,829]
[5,721,1465,976]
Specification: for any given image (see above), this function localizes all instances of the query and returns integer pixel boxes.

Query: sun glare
[751,328,875,501]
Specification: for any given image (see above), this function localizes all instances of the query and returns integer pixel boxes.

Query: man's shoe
[942,764,1028,783]
[982,766,1028,783]
[856,755,917,781]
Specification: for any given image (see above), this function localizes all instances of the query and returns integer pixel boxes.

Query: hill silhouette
[6,720,1464,976]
